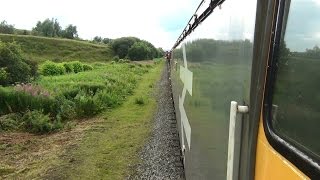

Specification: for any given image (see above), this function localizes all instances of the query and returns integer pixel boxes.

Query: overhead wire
[171,0,225,50]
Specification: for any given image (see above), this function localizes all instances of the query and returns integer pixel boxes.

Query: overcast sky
[0,0,200,49]
[1,0,319,51]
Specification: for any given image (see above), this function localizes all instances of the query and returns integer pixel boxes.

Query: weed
[21,110,58,134]
[135,97,145,105]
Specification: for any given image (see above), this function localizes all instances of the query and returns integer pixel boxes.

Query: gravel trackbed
[128,64,185,179]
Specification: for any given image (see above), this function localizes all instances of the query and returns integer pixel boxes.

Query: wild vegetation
[0,19,165,178]
[0,19,165,61]
[111,37,164,61]
[0,34,114,62]
[0,60,155,134]
[0,38,163,134]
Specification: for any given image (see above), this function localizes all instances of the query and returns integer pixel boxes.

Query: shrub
[113,55,120,62]
[74,90,103,117]
[41,61,66,76]
[128,42,153,61]
[71,61,83,73]
[0,41,35,85]
[63,63,74,73]
[21,110,57,134]
[53,96,76,121]
[83,64,93,71]
[0,68,8,84]
[0,113,20,131]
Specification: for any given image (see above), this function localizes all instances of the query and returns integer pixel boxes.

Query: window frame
[263,0,320,178]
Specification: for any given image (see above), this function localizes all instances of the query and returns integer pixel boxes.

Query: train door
[170,0,257,179]
[254,0,320,179]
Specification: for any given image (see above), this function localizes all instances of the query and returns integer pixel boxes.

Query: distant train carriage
[170,0,320,179]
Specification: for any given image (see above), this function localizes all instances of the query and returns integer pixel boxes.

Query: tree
[102,38,112,44]
[62,24,78,39]
[0,21,15,34]
[93,36,102,43]
[111,37,139,58]
[157,47,165,58]
[0,41,37,85]
[128,42,151,61]
[32,18,62,37]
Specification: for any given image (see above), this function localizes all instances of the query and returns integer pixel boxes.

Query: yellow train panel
[255,115,309,180]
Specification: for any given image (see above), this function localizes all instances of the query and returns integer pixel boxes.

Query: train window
[270,0,320,160]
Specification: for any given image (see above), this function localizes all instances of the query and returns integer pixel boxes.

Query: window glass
[272,0,320,158]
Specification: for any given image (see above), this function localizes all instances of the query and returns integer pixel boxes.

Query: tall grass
[0,62,151,133]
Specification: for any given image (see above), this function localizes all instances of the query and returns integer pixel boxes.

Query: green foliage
[93,36,102,43]
[63,63,74,73]
[111,37,159,61]
[135,97,145,105]
[0,34,114,63]
[0,87,54,116]
[0,68,8,84]
[32,18,62,37]
[62,24,78,39]
[71,61,84,73]
[113,55,120,62]
[0,21,14,34]
[128,42,150,61]
[111,37,140,58]
[0,113,20,131]
[21,110,60,134]
[0,41,35,85]
[41,61,66,76]
[83,64,93,71]
[0,63,155,133]
[102,38,112,44]
[31,18,78,39]
[54,96,76,121]
[157,47,165,58]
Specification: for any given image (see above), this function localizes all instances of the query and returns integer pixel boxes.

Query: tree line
[111,37,164,61]
[0,19,78,39]
[0,20,165,61]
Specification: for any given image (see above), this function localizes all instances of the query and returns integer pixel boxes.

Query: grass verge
[43,60,164,179]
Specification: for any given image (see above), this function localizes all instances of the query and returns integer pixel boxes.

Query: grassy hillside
[0,34,114,63]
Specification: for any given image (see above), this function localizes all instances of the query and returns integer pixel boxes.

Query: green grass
[0,62,151,133]
[44,60,164,179]
[0,34,114,63]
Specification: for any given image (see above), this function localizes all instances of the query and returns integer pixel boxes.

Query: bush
[128,42,151,61]
[0,113,20,131]
[41,61,66,76]
[71,61,83,73]
[63,63,74,73]
[0,68,8,84]
[83,64,93,71]
[53,96,76,121]
[0,41,35,85]
[21,110,58,134]
[113,55,120,62]
[74,90,103,117]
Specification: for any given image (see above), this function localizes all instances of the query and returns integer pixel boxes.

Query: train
[169,0,320,179]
